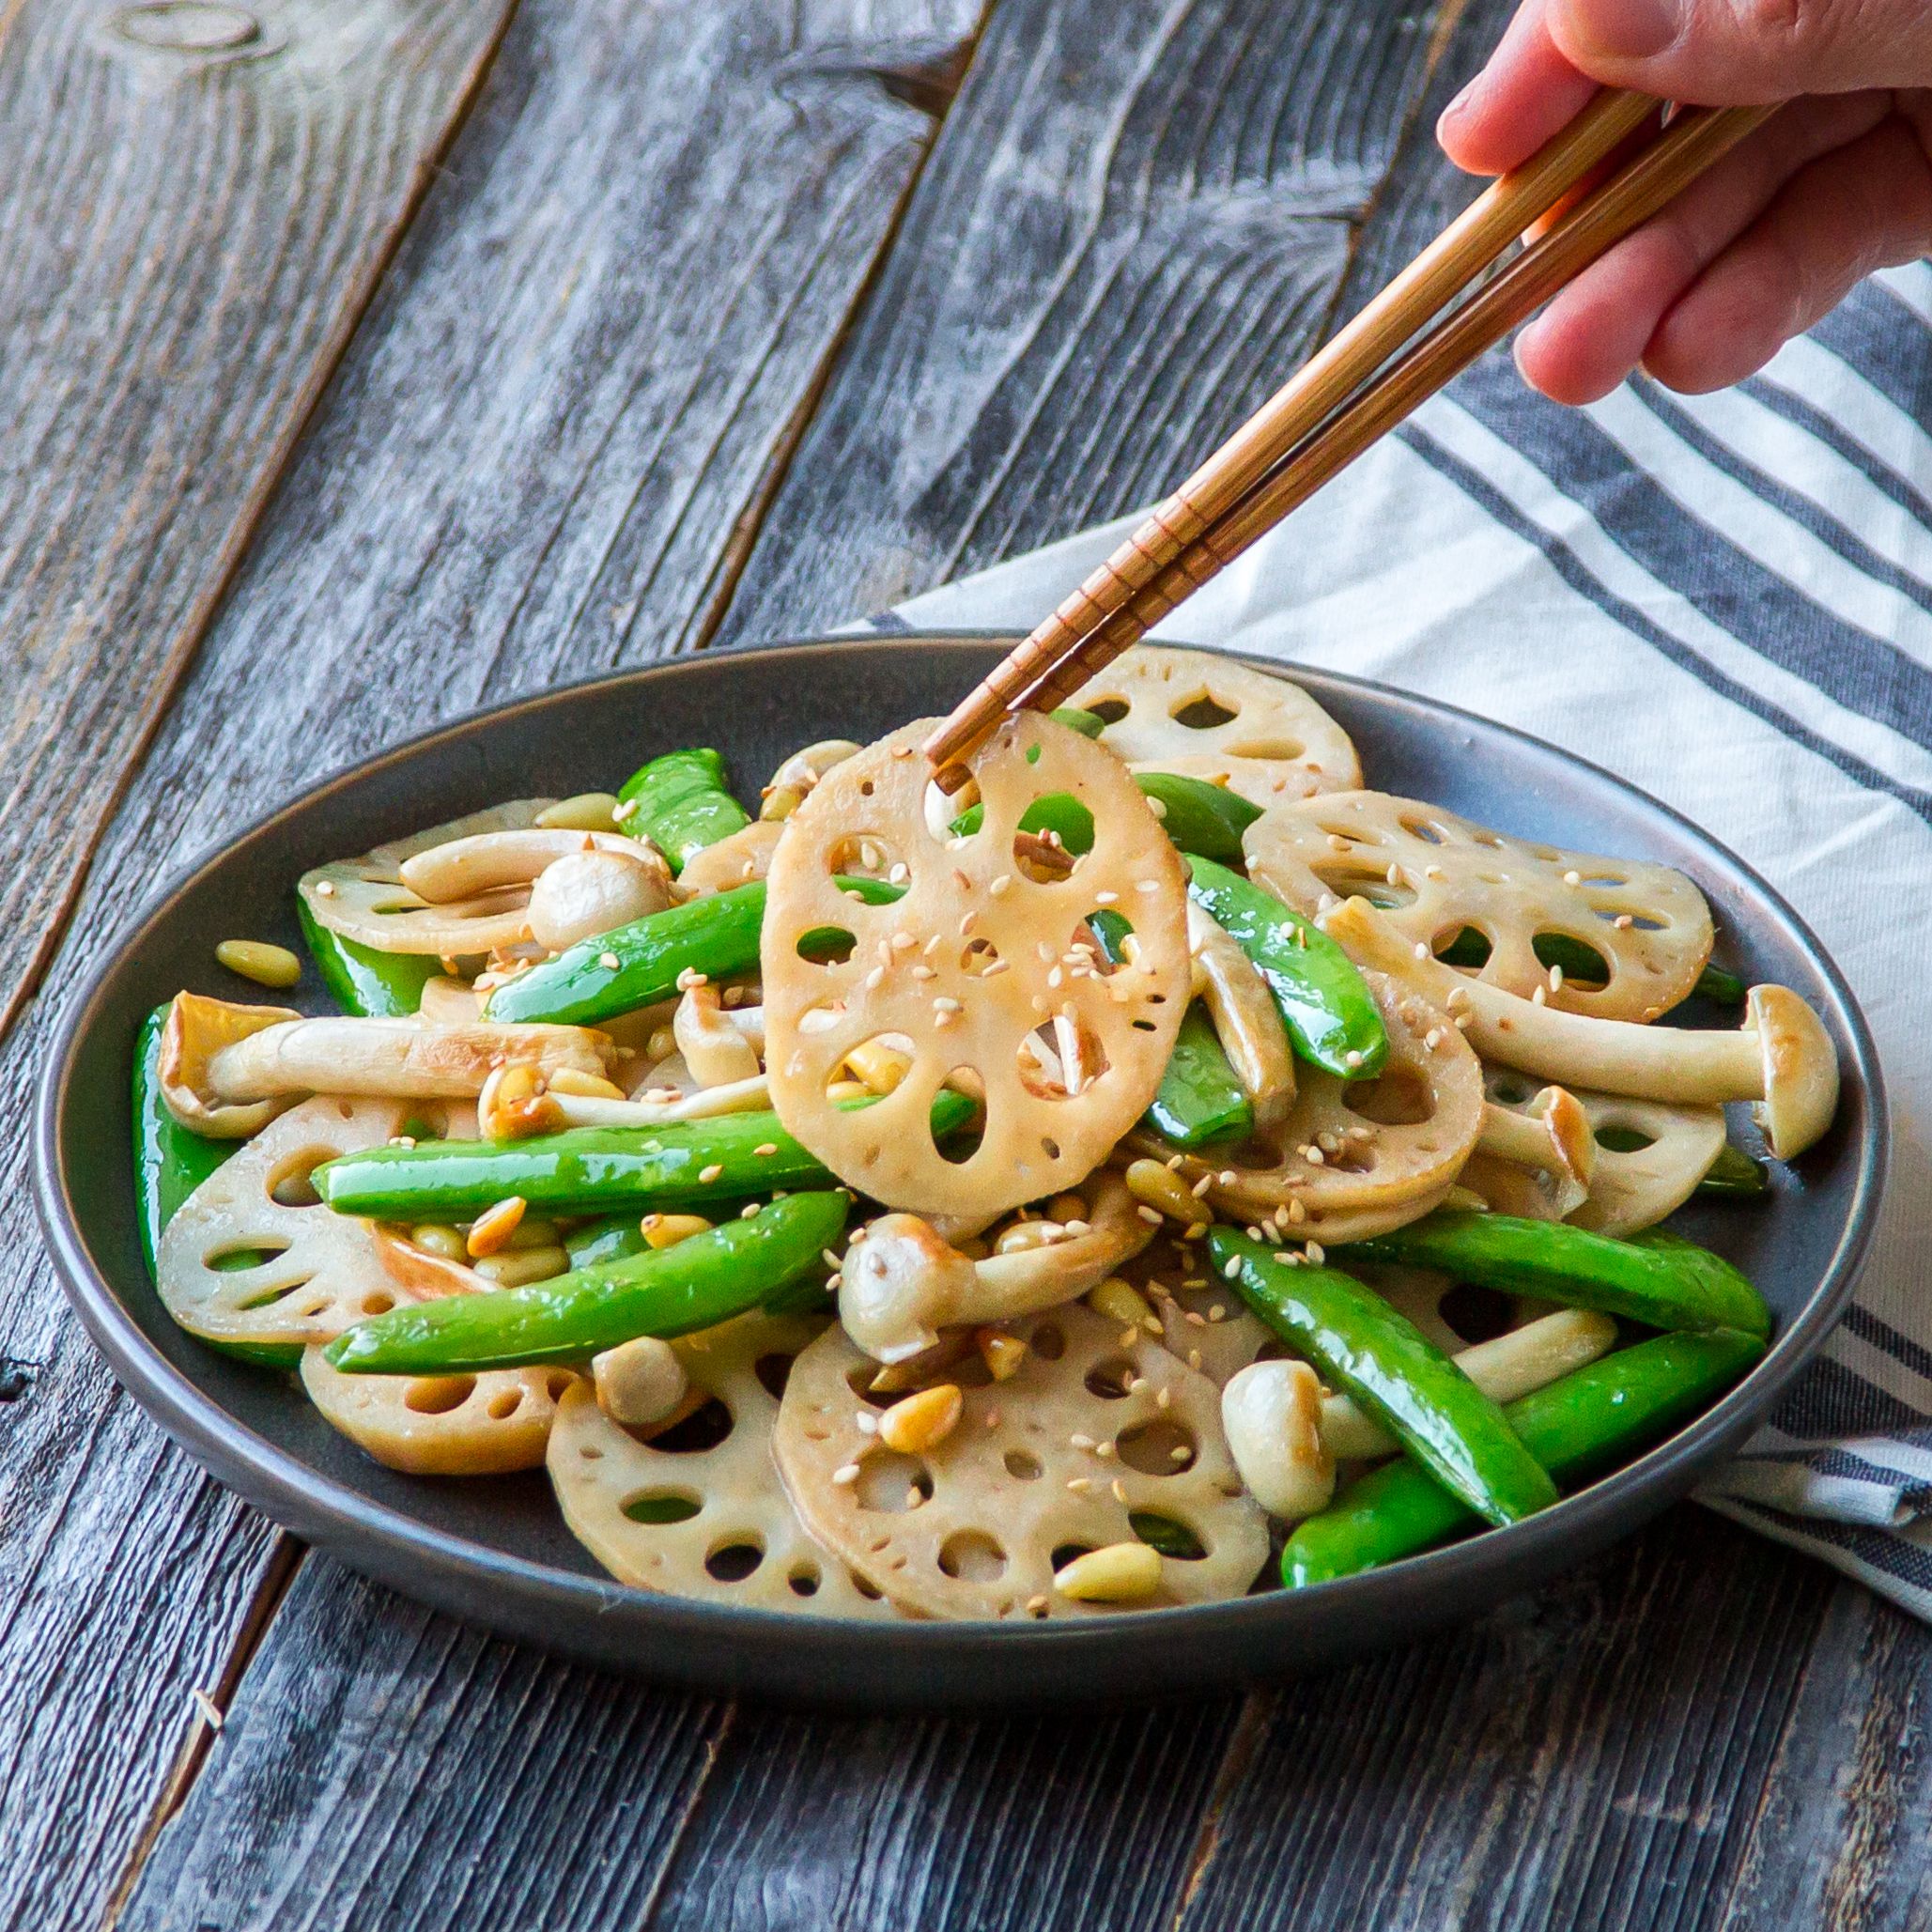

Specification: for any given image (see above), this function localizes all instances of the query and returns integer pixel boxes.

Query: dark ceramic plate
[33,636,1885,1708]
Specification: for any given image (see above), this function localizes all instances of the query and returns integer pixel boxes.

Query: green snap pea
[134,1007,301,1369]
[325,1192,848,1374]
[314,1091,979,1222]
[1088,909,1249,1148]
[483,874,904,1028]
[1050,706,1107,738]
[298,900,439,1018]
[1281,1327,1766,1585]
[564,1210,651,1269]
[1697,1141,1769,1198]
[1185,858,1388,1078]
[1339,1211,1770,1339]
[1212,1230,1558,1527]
[617,747,750,873]
[949,772,1258,862]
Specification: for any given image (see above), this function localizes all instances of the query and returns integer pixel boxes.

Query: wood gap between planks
[0,0,524,1062]
[1169,1689,1277,1925]
[678,0,1001,657]
[101,1533,307,1930]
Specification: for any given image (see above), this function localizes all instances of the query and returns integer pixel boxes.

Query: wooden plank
[0,4,517,1923]
[0,0,514,1044]
[43,0,976,1921]
[116,1557,731,1932]
[1175,1511,1834,1932]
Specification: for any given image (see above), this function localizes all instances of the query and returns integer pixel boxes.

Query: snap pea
[1088,909,1249,1148]
[1281,1327,1765,1585]
[1211,1229,1558,1527]
[1338,1211,1770,1339]
[564,1210,650,1269]
[325,1191,848,1374]
[297,899,439,1018]
[314,1090,979,1221]
[1697,1141,1769,1198]
[949,772,1259,862]
[483,874,904,1028]
[1051,706,1107,738]
[617,747,750,873]
[134,1007,302,1369]
[1434,926,1744,1009]
[1185,858,1388,1077]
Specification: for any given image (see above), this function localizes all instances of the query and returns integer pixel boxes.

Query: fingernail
[1439,75,1478,125]
[1566,0,1682,59]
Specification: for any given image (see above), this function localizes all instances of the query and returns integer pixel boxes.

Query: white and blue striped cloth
[884,267,1932,1621]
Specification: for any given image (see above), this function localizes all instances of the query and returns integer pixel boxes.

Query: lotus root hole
[1171,695,1238,730]
[804,927,858,965]
[404,1377,475,1415]
[1004,1447,1043,1481]
[703,1538,765,1583]
[1029,1322,1066,1361]
[486,1388,523,1420]
[1118,1417,1197,1476]
[1017,1016,1108,1101]
[828,833,904,880]
[1533,933,1610,984]
[208,1242,289,1273]
[753,1352,796,1400]
[1083,1356,1136,1399]
[359,1293,395,1316]
[855,1451,933,1513]
[937,1530,1008,1582]
[621,1491,701,1524]
[639,1397,734,1453]
[268,1150,332,1208]
[788,1565,821,1598]
[1344,1066,1435,1128]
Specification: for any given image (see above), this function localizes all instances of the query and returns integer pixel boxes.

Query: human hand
[1439,0,1932,403]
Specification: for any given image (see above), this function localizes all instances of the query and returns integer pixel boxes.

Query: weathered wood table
[6,0,1927,1924]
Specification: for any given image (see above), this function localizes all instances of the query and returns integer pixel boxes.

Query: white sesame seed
[676,967,708,991]
[865,966,886,990]
[1564,870,1582,886]
[315,879,336,897]
[1221,1256,1240,1279]
[1094,889,1119,904]
[990,874,1012,896]
[832,1463,861,1486]
[754,1142,778,1157]
[699,1163,724,1182]
[856,1411,878,1434]
[599,951,622,972]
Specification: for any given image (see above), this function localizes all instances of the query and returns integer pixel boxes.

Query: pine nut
[1124,1158,1202,1225]
[409,1224,467,1261]
[592,1336,687,1427]
[1053,1542,1162,1603]
[877,1383,964,1453]
[215,940,301,989]
[1087,1276,1153,1330]
[842,1039,913,1095]
[549,1067,627,1100]
[466,1197,527,1258]
[641,1213,712,1251]
[535,793,622,833]
[976,1328,1027,1382]
[472,1244,569,1287]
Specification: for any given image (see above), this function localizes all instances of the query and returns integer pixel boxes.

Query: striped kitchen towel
[882,265,1932,1621]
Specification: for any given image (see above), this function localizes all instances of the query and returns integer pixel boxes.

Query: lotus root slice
[302,1352,578,1476]
[1140,971,1482,1244]
[548,1314,898,1618]
[158,1097,423,1348]
[773,1303,1269,1618]
[1244,790,1712,1021]
[760,713,1189,1219]
[298,798,556,958]
[1067,644,1360,805]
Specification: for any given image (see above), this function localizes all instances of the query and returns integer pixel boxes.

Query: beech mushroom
[400,827,666,905]
[1474,1085,1596,1217]
[678,820,783,897]
[159,992,611,1135]
[527,848,674,951]
[1221,1359,1336,1521]
[837,1171,1154,1362]
[673,983,764,1087]
[1321,898,1840,1160]
[1189,901,1294,1127]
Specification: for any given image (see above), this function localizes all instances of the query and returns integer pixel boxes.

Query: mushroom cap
[525,847,673,951]
[160,992,303,1137]
[1221,1358,1335,1522]
[1749,983,1840,1161]
[838,1213,981,1363]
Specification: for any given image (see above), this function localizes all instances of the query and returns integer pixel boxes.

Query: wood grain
[0,0,514,1045]
[11,0,978,1922]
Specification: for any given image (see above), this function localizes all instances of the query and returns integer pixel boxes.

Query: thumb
[1546,0,1932,100]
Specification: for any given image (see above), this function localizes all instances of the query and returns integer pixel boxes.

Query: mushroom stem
[1321,899,1839,1159]
[205,1014,611,1104]
[1188,901,1294,1126]
[1476,1086,1595,1217]
[399,829,661,903]
[549,1074,771,1129]
[674,985,764,1088]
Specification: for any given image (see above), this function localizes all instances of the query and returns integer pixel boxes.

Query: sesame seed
[1306,1241,1326,1263]
[1169,1445,1191,1463]
[754,1142,778,1157]
[599,951,621,972]
[1345,1049,1363,1069]
[1136,879,1160,893]
[1183,1310,1207,1328]
[865,966,886,990]
[1112,1478,1129,1505]
[315,879,336,897]
[1615,913,1633,929]
[891,932,916,951]
[1187,1348,1202,1370]
[832,1463,861,1485]
[990,874,1012,896]
[1027,1594,1049,1615]
[1095,889,1119,904]
[1095,1440,1115,1460]
[889,862,910,884]
[912,964,936,981]
[934,997,962,1013]
[1413,941,1430,960]
[1564,869,1582,886]
[1221,1256,1240,1279]
[676,967,708,991]
[1156,1386,1171,1410]
[821,1248,842,1270]
[699,1164,724,1183]
[1067,1477,1092,1493]
[856,1412,878,1434]
[1070,1432,1095,1451]
[1208,1306,1226,1322]
[1136,1205,1163,1227]
[1550,964,1565,991]
[1531,984,1548,1006]
[740,1202,760,1218]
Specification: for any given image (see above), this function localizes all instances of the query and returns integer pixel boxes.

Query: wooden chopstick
[923,92,1769,774]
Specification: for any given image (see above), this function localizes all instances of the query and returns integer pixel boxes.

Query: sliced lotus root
[1483,1071,1726,1237]
[301,1352,577,1476]
[761,713,1189,1219]
[298,798,555,958]
[774,1303,1269,1618]
[157,1097,419,1349]
[1151,1275,1272,1388]
[1244,791,1712,1022]
[549,1313,897,1618]
[1067,644,1360,806]
[1139,971,1483,1245]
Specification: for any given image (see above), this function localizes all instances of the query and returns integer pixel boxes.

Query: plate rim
[30,632,1891,1687]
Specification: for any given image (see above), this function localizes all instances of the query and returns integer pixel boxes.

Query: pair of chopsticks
[924,90,1778,779]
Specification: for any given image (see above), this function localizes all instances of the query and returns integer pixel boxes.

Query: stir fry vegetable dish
[136,646,1839,1620]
